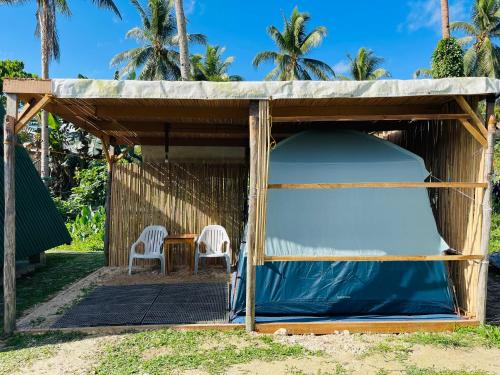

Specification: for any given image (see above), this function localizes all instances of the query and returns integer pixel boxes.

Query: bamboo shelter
[2,77,499,335]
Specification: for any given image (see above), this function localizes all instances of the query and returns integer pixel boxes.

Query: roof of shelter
[4,77,500,147]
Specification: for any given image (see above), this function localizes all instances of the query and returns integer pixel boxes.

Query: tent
[0,105,71,262]
[231,129,456,322]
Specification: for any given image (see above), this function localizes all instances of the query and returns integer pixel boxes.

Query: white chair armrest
[130,240,142,254]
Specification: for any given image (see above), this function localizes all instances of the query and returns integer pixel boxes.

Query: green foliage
[253,7,334,80]
[431,38,465,78]
[67,205,106,241]
[111,0,206,80]
[191,45,243,81]
[0,59,36,106]
[340,47,390,81]
[94,329,309,374]
[450,0,500,78]
[0,59,36,92]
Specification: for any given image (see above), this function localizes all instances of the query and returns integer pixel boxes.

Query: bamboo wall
[383,102,484,316]
[108,162,248,268]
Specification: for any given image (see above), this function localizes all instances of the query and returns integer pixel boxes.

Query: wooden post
[246,101,259,332]
[477,97,496,323]
[103,144,115,267]
[3,93,17,335]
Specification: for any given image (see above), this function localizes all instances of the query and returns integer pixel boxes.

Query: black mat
[53,283,228,328]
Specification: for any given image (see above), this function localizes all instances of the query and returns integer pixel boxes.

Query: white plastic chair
[194,225,231,278]
[128,225,168,275]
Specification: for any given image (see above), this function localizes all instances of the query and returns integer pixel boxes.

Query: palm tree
[1,0,121,184]
[450,0,500,77]
[111,0,206,80]
[253,7,334,80]
[191,45,243,81]
[441,0,450,38]
[173,0,190,80]
[340,48,390,81]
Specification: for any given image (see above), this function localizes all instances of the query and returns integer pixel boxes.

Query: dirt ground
[9,265,500,375]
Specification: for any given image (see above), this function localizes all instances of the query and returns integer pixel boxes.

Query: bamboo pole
[3,93,17,335]
[103,144,115,267]
[477,98,496,323]
[246,101,259,332]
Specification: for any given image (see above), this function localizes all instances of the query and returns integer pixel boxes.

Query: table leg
[190,242,195,273]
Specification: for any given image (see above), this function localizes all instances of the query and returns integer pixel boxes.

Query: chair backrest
[198,225,230,255]
[139,225,168,255]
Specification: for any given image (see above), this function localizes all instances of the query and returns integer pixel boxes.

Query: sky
[0,0,474,81]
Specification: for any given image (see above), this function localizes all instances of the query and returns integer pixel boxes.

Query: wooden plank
[17,319,479,335]
[268,182,488,189]
[3,78,52,95]
[255,319,480,334]
[458,119,487,147]
[246,101,259,332]
[264,255,484,262]
[272,114,470,123]
[3,93,17,335]
[477,106,496,323]
[455,96,488,138]
[14,95,52,133]
[103,144,115,267]
[271,104,443,117]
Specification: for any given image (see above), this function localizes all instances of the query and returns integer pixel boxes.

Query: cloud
[332,60,350,75]
[185,0,196,15]
[399,0,467,33]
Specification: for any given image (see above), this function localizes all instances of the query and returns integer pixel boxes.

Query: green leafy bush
[431,38,465,78]
[67,205,106,241]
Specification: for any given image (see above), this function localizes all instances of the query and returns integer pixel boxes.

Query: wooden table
[164,234,197,273]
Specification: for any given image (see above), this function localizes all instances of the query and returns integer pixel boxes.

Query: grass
[93,329,312,375]
[361,340,413,361]
[404,325,500,349]
[404,366,489,375]
[0,250,103,332]
[55,233,104,252]
[0,332,85,375]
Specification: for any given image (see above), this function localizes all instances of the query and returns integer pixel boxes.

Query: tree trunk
[174,0,190,80]
[38,4,50,186]
[440,0,450,39]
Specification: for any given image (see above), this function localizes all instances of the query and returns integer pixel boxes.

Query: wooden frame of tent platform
[2,78,497,335]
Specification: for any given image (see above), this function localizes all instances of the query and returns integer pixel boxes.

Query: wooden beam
[268,182,488,189]
[271,104,444,117]
[458,119,487,146]
[455,96,488,138]
[3,78,52,95]
[272,114,470,123]
[477,103,496,323]
[14,95,52,133]
[255,319,480,334]
[17,97,36,120]
[51,104,248,123]
[3,93,17,335]
[17,319,479,335]
[264,255,484,262]
[103,143,115,268]
[246,101,259,332]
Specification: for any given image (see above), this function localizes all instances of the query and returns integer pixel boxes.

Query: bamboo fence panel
[381,99,484,316]
[109,162,248,268]
[253,100,270,265]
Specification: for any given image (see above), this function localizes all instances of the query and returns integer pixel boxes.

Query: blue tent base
[231,313,461,324]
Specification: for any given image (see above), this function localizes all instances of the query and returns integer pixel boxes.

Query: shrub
[431,38,465,78]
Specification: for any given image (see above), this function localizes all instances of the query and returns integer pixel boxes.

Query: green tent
[0,105,71,261]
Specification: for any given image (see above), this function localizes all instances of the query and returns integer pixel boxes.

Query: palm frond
[91,0,121,19]
[253,51,280,67]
